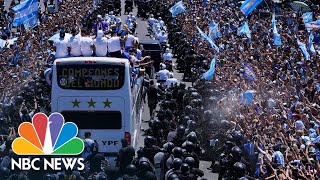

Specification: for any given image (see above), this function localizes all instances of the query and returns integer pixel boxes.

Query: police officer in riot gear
[232,162,247,179]
[172,125,186,147]
[165,158,182,180]
[182,141,200,168]
[121,164,139,180]
[177,163,197,180]
[166,147,184,169]
[137,157,156,179]
[185,157,204,178]
[143,136,161,164]
[183,49,196,81]
[117,139,135,173]
[146,80,163,120]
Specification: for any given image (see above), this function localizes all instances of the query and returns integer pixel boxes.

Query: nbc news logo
[11,113,85,171]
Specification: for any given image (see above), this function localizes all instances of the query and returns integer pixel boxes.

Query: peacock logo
[12,113,84,155]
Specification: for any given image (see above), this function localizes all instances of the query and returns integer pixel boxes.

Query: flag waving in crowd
[201,56,216,80]
[243,64,256,81]
[169,1,186,17]
[12,0,39,27]
[297,40,311,60]
[272,12,282,46]
[240,0,263,16]
[208,21,222,40]
[308,32,317,56]
[197,26,220,52]
[237,22,251,40]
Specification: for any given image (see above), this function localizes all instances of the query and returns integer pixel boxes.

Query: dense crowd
[160,0,320,179]
[0,0,96,135]
[0,0,320,179]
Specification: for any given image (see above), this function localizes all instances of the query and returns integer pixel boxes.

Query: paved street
[117,1,218,179]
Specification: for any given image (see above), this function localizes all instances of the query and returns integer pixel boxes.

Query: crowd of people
[0,0,320,179]
[0,0,96,134]
[161,0,320,179]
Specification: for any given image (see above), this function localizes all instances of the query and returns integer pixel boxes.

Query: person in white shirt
[162,48,173,62]
[158,31,167,43]
[154,27,161,39]
[157,64,170,83]
[158,17,165,28]
[80,29,93,56]
[165,73,179,89]
[148,14,155,26]
[82,132,95,159]
[68,28,82,57]
[93,30,108,57]
[134,35,139,45]
[125,32,135,48]
[53,30,70,59]
[105,11,116,25]
[126,12,135,25]
[107,32,122,58]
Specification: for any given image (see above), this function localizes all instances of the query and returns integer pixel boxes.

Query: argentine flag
[272,13,281,46]
[308,32,316,56]
[237,22,251,39]
[297,40,310,60]
[209,21,222,40]
[271,12,276,29]
[243,64,256,81]
[197,26,220,53]
[169,1,186,17]
[13,0,39,27]
[302,12,313,24]
[240,0,263,16]
[23,13,38,30]
[201,57,216,80]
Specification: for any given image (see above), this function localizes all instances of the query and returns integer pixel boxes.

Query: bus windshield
[56,64,125,90]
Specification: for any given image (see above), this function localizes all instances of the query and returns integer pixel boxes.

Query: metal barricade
[131,76,144,148]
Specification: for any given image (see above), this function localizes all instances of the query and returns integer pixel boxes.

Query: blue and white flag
[240,0,263,16]
[13,0,39,27]
[23,13,38,30]
[308,32,317,56]
[169,1,186,17]
[273,32,282,46]
[271,12,276,29]
[243,90,255,104]
[197,26,219,52]
[201,56,216,80]
[302,12,313,23]
[303,12,313,31]
[209,21,222,40]
[272,14,282,46]
[237,22,251,39]
[297,40,311,60]
[243,64,256,81]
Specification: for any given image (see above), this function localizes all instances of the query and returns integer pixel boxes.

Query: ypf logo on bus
[11,113,85,171]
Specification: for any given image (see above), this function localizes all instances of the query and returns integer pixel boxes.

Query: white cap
[97,15,102,19]
[165,48,169,52]
[169,73,174,78]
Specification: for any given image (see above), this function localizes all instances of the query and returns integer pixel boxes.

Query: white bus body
[51,57,143,165]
